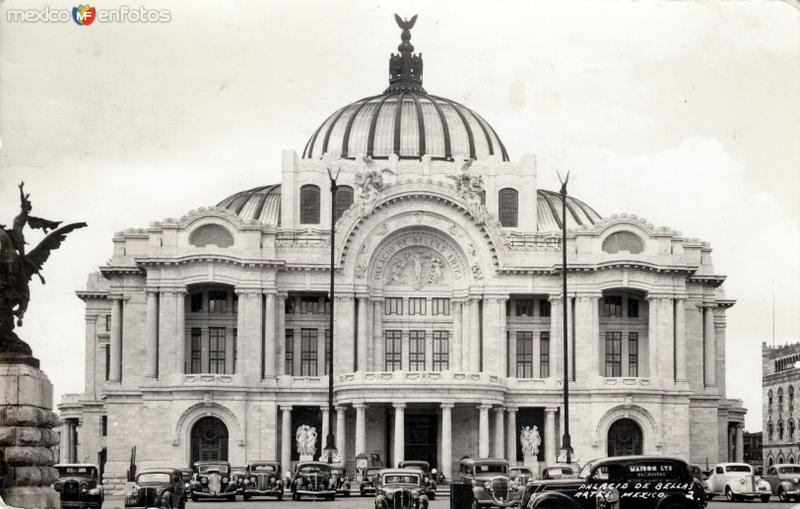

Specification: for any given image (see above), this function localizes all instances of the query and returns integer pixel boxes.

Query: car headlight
[131,487,139,497]
[88,488,100,495]
[201,478,208,484]
[794,478,799,484]
[54,482,63,491]
[222,477,229,483]
[412,491,420,498]
[484,480,493,490]
[739,478,746,485]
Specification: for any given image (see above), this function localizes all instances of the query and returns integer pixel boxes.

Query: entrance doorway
[607,418,643,456]
[190,416,229,464]
[405,412,437,469]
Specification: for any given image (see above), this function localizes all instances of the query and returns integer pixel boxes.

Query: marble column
[264,293,276,377]
[647,296,659,380]
[704,304,717,386]
[321,406,329,452]
[735,425,744,462]
[85,314,98,397]
[441,402,453,480]
[493,407,505,459]
[336,406,346,462]
[373,300,384,370]
[499,298,508,377]
[544,408,557,466]
[478,404,491,457]
[675,298,687,382]
[506,407,518,464]
[393,403,406,465]
[145,289,159,379]
[277,294,286,376]
[591,296,600,377]
[452,301,463,371]
[175,290,186,375]
[355,403,367,456]
[281,406,292,475]
[357,297,369,372]
[470,298,481,372]
[109,296,123,383]
[658,297,675,383]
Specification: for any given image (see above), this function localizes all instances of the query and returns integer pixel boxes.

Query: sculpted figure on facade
[385,249,445,289]
[295,424,318,456]
[520,425,541,458]
[354,167,395,217]
[447,172,488,223]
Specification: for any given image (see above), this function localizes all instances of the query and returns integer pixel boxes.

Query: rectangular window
[409,298,427,316]
[105,314,111,332]
[285,330,294,376]
[432,331,449,371]
[232,294,238,314]
[300,296,320,314]
[324,329,330,376]
[101,416,107,437]
[539,299,551,318]
[409,330,426,371]
[605,331,622,377]
[516,331,533,378]
[603,296,623,318]
[191,328,202,374]
[190,292,203,312]
[208,291,228,313]
[104,346,110,381]
[208,327,227,374]
[432,298,450,316]
[385,331,402,371]
[385,297,403,315]
[515,299,535,317]
[285,297,296,315]
[627,298,639,318]
[628,332,639,377]
[232,328,237,374]
[300,329,318,376]
[540,331,550,378]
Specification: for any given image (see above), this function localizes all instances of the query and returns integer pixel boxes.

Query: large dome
[302,16,508,162]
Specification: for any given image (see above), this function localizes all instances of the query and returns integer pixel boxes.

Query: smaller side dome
[536,189,601,232]
[216,184,281,226]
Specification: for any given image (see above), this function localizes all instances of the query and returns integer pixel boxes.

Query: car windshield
[475,464,507,474]
[251,465,277,473]
[299,465,329,474]
[726,465,752,473]
[198,464,229,474]
[180,472,192,480]
[57,466,95,477]
[511,468,532,475]
[779,467,800,474]
[579,462,595,479]
[138,473,171,483]
[384,474,419,484]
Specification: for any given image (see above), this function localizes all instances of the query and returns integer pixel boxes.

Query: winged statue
[0,182,86,361]
[394,14,417,31]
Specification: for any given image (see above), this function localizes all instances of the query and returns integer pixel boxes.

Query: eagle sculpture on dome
[394,14,417,31]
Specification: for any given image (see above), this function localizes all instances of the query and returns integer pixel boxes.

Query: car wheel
[725,486,737,502]
[761,495,771,503]
[277,493,283,501]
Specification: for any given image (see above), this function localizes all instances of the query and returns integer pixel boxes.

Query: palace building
[58,17,746,493]
[762,342,800,467]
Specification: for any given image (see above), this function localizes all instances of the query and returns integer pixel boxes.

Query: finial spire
[387,14,425,93]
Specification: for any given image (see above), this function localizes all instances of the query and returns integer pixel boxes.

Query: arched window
[768,421,774,441]
[779,387,785,412]
[768,455,774,467]
[790,386,795,411]
[790,419,796,440]
[790,455,796,464]
[602,231,645,254]
[189,224,234,248]
[779,420,785,440]
[607,418,643,456]
[498,188,519,227]
[334,185,354,223]
[769,389,774,414]
[300,184,321,224]
[778,454,785,464]
[190,416,229,464]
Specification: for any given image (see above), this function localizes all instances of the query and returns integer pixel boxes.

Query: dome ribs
[393,92,406,157]
[409,93,427,158]
[366,94,393,158]
[340,95,381,159]
[424,93,453,160]
[304,109,339,159]
[431,95,476,160]
[321,102,357,158]
[471,109,509,161]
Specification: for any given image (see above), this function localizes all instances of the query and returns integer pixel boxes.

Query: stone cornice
[134,255,284,268]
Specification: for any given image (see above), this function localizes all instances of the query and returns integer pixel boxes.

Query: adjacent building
[58,17,746,494]
[762,342,800,466]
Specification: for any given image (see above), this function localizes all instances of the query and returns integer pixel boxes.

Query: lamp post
[558,172,573,465]
[323,166,341,466]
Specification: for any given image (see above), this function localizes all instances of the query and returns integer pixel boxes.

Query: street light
[323,165,341,465]
[558,171,573,465]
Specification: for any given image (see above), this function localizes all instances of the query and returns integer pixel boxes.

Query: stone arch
[778,454,785,464]
[593,404,661,454]
[173,401,244,464]
[768,455,774,467]
[607,418,643,456]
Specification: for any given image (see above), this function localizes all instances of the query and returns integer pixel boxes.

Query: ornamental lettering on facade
[372,232,463,285]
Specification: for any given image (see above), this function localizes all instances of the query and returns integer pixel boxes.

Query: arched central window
[334,185,354,222]
[300,184,321,224]
[190,416,228,463]
[608,418,643,456]
[498,188,519,227]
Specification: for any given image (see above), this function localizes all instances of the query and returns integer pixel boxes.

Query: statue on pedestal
[520,425,541,472]
[296,424,318,461]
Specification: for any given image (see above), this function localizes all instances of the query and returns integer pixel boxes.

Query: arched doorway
[190,416,229,464]
[607,418,643,456]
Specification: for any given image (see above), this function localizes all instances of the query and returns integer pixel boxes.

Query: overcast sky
[1,0,798,431]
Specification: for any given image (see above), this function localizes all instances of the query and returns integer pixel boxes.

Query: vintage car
[331,466,351,496]
[520,456,706,509]
[241,461,284,501]
[374,468,430,509]
[54,463,104,509]
[124,468,186,509]
[539,465,577,480]
[230,466,246,495]
[457,458,518,508]
[509,466,534,492]
[764,463,800,502]
[398,460,437,499]
[177,468,193,493]
[361,466,384,496]
[705,462,770,502]
[291,461,336,501]
[189,461,237,502]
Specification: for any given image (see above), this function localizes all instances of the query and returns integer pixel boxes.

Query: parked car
[538,464,577,480]
[520,456,706,509]
[509,466,533,492]
[687,464,708,507]
[705,462,771,502]
[177,468,193,493]
[374,468,430,509]
[457,458,518,508]
[124,468,186,509]
[398,460,437,500]
[230,466,246,495]
[54,463,104,509]
[291,461,336,501]
[331,466,351,496]
[241,461,283,501]
[189,461,237,502]
[764,464,800,502]
[361,466,383,496]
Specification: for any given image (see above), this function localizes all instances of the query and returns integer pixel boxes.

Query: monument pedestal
[523,457,539,476]
[299,454,314,462]
[0,363,60,509]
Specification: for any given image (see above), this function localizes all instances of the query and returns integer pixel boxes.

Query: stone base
[0,487,59,509]
[299,454,314,462]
